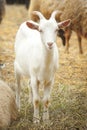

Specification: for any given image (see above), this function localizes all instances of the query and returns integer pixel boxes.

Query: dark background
[6,0,30,9]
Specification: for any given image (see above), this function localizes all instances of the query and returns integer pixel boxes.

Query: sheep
[14,10,71,123]
[58,0,87,54]
[0,0,5,23]
[28,0,87,54]
[28,0,65,21]
[0,80,18,129]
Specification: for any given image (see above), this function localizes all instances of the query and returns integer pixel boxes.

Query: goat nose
[47,42,53,47]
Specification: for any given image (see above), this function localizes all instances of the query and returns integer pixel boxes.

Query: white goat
[14,11,70,123]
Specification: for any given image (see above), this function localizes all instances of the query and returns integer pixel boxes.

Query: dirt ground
[0,5,87,130]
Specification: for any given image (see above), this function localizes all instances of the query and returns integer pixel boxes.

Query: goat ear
[58,19,71,29]
[26,21,39,30]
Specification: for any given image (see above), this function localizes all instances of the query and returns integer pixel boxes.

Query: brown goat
[28,0,87,53]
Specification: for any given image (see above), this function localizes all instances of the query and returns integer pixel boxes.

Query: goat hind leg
[28,80,33,104]
[14,64,21,110]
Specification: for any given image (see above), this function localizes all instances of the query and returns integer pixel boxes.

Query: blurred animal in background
[0,0,6,69]
[0,80,18,129]
[0,0,5,23]
[57,29,65,46]
[28,0,87,54]
[59,0,87,54]
[28,0,66,47]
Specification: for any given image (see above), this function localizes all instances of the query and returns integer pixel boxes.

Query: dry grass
[0,5,87,130]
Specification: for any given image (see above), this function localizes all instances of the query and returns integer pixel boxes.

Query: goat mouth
[48,46,53,49]
[46,45,53,50]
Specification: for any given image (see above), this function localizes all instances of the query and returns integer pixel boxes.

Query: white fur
[14,11,70,123]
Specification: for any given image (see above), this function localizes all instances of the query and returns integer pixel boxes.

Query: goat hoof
[33,117,40,124]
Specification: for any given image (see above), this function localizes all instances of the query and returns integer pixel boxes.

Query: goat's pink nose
[47,42,53,47]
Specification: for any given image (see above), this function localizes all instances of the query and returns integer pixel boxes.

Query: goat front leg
[31,77,40,123]
[14,62,21,110]
[43,80,53,122]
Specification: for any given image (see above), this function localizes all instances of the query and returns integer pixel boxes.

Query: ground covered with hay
[0,5,87,130]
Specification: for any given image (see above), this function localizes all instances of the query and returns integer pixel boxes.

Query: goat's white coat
[15,20,58,78]
[14,11,70,123]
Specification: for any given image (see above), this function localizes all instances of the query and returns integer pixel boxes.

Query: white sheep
[0,80,18,129]
[14,11,70,123]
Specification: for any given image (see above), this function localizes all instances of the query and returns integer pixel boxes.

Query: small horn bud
[32,11,45,20]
